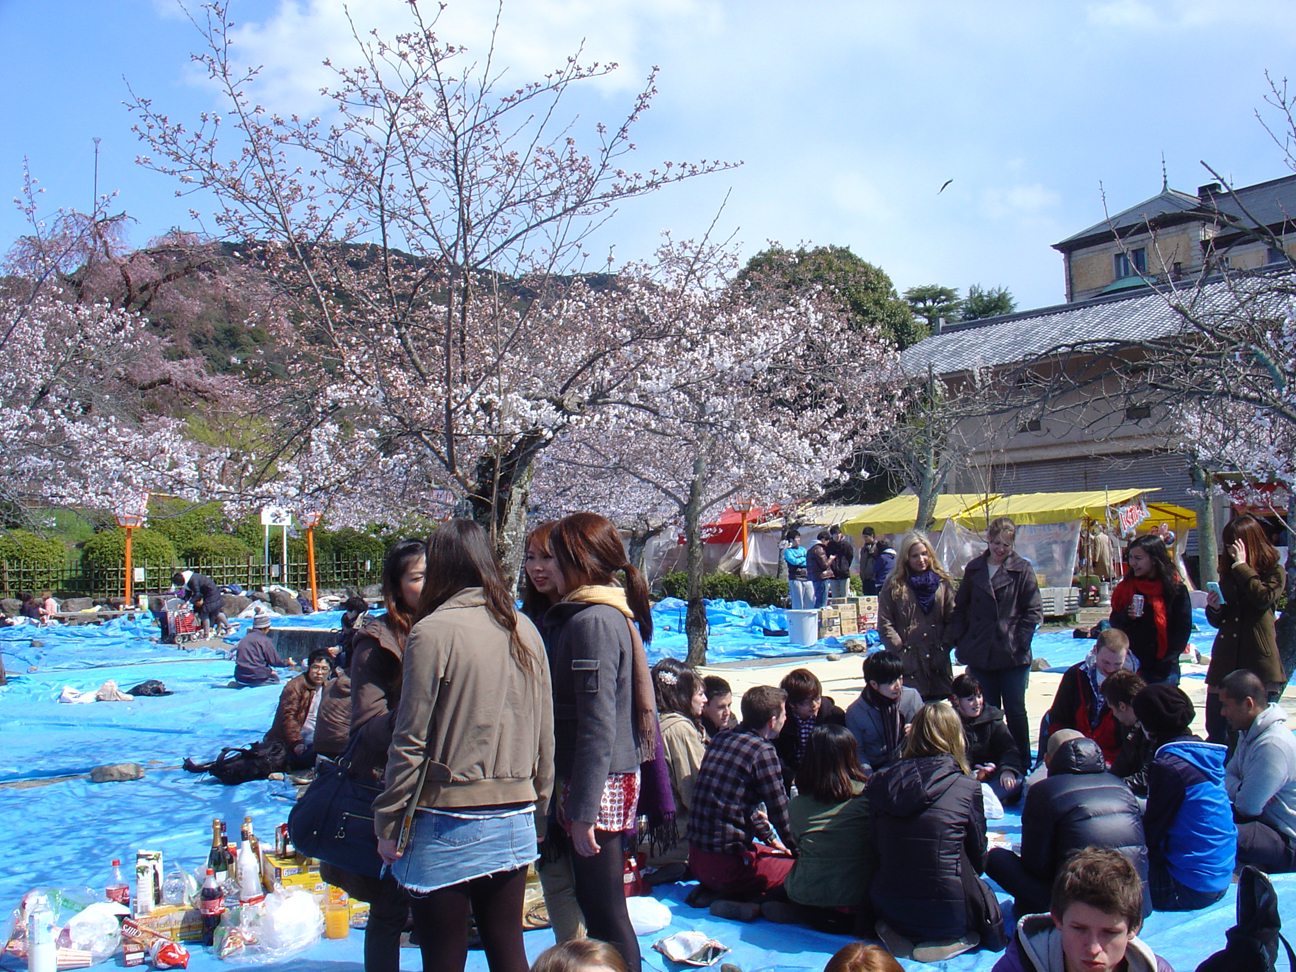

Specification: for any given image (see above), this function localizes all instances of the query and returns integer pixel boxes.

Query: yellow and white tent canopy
[839,493,999,535]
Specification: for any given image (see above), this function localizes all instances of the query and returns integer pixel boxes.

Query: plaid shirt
[687,726,793,855]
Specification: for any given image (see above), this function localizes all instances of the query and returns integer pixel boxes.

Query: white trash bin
[786,609,819,647]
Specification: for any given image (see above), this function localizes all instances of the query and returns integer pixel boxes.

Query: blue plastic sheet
[1,604,1293,970]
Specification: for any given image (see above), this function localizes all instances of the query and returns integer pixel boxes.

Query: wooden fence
[0,558,382,599]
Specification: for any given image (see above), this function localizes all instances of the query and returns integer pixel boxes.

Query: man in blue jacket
[1135,683,1235,910]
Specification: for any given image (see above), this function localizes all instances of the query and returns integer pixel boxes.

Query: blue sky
[1,0,1292,311]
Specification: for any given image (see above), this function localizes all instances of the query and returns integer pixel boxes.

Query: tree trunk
[471,461,534,591]
[914,437,941,533]
[684,453,709,667]
[627,523,665,579]
[1189,463,1218,586]
[1276,491,1296,689]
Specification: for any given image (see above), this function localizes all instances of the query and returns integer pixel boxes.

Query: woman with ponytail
[1109,534,1192,685]
[544,512,656,972]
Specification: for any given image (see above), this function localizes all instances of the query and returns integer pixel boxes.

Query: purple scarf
[635,719,679,856]
[908,570,942,615]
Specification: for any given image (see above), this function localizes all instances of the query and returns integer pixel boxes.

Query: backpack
[207,742,290,786]
[1197,865,1296,971]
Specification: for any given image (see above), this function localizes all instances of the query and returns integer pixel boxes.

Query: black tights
[408,867,529,972]
[570,830,641,972]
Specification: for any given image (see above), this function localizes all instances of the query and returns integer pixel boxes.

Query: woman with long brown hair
[1205,514,1285,742]
[320,538,425,972]
[544,512,656,972]
[878,531,957,701]
[374,520,552,972]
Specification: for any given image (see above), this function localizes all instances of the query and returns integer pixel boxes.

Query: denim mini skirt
[391,803,538,894]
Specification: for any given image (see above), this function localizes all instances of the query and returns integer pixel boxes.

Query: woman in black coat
[868,703,1005,962]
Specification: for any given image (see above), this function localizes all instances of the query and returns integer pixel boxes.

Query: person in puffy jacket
[995,848,1172,972]
[868,702,1005,963]
[949,516,1042,767]
[783,530,813,610]
[985,736,1149,919]
[871,542,896,593]
[1134,684,1235,911]
[950,674,1022,805]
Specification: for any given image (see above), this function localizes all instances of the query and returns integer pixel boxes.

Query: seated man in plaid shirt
[687,685,797,903]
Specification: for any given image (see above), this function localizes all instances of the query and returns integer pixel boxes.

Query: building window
[1019,417,1042,433]
[1114,248,1147,279]
[1267,246,1288,265]
[1126,404,1152,421]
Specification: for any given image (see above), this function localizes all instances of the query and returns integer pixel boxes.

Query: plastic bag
[217,889,323,965]
[626,896,672,936]
[981,782,1004,820]
[653,930,729,967]
[62,902,125,962]
[3,888,99,962]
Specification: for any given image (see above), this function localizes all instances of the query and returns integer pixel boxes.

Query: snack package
[652,931,730,967]
[148,939,190,969]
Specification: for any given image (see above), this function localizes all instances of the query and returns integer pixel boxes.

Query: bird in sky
[938,179,953,194]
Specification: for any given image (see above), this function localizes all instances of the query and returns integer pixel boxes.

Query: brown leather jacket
[347,615,406,786]
[264,673,325,749]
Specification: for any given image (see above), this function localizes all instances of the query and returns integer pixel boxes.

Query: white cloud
[980,183,1063,221]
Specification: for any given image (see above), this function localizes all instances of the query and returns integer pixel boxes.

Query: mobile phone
[1206,581,1224,603]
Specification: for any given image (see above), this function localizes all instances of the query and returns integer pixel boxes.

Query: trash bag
[207,742,289,786]
[125,680,172,697]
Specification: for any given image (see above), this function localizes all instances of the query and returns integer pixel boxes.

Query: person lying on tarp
[232,613,297,686]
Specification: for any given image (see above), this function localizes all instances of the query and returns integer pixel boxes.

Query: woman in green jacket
[1205,514,1285,743]
[762,724,874,932]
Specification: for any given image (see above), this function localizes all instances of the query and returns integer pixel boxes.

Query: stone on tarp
[0,598,20,618]
[223,593,251,615]
[90,763,145,783]
[62,597,95,612]
[361,584,382,600]
[1030,657,1051,672]
[271,627,341,662]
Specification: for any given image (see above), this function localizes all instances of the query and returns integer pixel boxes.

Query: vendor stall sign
[1113,500,1149,536]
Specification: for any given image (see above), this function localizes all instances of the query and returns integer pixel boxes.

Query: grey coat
[949,551,1043,670]
[845,686,923,774]
[544,601,641,825]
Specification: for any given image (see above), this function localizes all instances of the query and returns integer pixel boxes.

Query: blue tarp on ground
[0,605,1291,970]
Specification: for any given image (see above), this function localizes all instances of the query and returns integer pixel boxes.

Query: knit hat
[1132,683,1195,737]
[253,613,272,630]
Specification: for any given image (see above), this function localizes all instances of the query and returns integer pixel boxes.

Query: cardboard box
[261,850,318,888]
[839,614,859,636]
[133,905,204,943]
[818,607,841,639]
[123,940,146,967]
[860,596,878,614]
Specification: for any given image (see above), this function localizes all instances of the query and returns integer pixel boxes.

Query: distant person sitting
[232,614,294,686]
[1135,683,1235,911]
[686,685,796,912]
[1047,628,1136,765]
[264,648,333,769]
[1102,669,1150,795]
[985,735,1149,920]
[1222,668,1296,873]
[845,650,922,775]
[172,569,232,638]
[39,591,57,622]
[19,592,41,621]
[950,673,1022,805]
[775,668,846,789]
[995,847,1172,972]
[701,675,735,738]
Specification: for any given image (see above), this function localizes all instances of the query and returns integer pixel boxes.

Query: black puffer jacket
[1020,737,1150,913]
[961,704,1023,775]
[868,754,986,942]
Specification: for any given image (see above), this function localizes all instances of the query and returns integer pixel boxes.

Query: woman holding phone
[1204,514,1285,742]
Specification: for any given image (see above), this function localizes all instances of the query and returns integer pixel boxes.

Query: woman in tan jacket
[877,532,957,701]
[374,520,553,972]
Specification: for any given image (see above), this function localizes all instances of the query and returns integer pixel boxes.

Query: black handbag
[287,744,384,879]
[1198,865,1296,972]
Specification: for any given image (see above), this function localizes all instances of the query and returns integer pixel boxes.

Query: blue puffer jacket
[783,545,809,581]
[1144,736,1236,893]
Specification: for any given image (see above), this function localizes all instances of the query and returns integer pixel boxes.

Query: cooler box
[786,610,819,647]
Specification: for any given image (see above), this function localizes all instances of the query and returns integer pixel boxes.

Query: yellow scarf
[563,584,633,618]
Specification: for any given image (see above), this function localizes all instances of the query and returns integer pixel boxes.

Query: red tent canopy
[692,504,781,544]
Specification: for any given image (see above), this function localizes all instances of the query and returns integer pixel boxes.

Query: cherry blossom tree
[128,0,734,570]
[533,242,901,663]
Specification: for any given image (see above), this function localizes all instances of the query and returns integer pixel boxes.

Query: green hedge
[82,528,178,567]
[181,534,254,564]
[658,571,790,607]
[0,530,66,568]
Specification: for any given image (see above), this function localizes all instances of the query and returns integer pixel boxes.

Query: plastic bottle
[162,863,187,907]
[199,868,224,947]
[26,894,56,972]
[237,832,261,903]
[106,859,131,909]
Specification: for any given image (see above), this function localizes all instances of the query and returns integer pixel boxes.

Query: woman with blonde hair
[1204,513,1285,742]
[867,703,1003,962]
[877,532,956,701]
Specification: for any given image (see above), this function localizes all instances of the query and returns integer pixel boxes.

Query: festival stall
[838,493,998,541]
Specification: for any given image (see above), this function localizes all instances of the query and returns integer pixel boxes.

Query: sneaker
[710,899,761,922]
[912,933,980,963]
[875,920,915,960]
